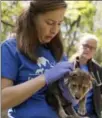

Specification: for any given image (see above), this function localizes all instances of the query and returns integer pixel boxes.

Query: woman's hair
[69,33,98,62]
[15,0,67,62]
[79,33,98,45]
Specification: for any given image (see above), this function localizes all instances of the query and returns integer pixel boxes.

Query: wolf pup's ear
[89,74,95,81]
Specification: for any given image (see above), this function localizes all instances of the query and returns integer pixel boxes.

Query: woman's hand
[44,61,73,85]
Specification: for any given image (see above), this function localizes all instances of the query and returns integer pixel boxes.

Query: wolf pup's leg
[55,95,69,118]
[78,97,86,115]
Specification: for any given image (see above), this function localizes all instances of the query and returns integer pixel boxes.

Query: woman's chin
[82,54,90,60]
[39,39,51,44]
[44,40,52,44]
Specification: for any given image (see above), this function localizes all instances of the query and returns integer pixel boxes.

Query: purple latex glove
[59,79,79,106]
[44,61,73,85]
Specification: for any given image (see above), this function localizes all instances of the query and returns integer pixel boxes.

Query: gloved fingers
[57,61,73,68]
[62,62,74,70]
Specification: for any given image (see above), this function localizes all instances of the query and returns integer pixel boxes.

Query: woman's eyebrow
[47,19,63,23]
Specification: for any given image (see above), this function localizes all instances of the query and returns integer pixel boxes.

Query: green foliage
[1,1,23,41]
[94,29,102,65]
[63,1,102,65]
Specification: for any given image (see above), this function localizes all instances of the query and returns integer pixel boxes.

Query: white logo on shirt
[28,57,55,80]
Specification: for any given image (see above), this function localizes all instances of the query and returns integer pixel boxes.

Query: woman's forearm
[2,75,46,110]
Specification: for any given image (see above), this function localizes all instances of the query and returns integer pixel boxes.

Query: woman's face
[34,8,66,44]
[78,39,97,60]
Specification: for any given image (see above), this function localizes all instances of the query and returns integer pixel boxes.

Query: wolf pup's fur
[46,69,93,118]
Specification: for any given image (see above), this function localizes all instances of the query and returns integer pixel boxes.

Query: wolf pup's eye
[72,73,77,77]
[82,86,87,92]
[72,84,76,88]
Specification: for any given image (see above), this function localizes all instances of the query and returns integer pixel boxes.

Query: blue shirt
[2,38,66,118]
[74,65,95,117]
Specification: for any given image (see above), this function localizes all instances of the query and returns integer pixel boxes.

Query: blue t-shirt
[1,38,68,118]
[74,65,95,117]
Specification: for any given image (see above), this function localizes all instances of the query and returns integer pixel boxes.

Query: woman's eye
[46,21,54,25]
[58,23,61,26]
[46,21,61,26]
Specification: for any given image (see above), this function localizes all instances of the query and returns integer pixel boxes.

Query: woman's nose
[50,25,59,35]
[85,47,91,52]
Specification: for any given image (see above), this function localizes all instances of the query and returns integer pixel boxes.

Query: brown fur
[46,69,93,118]
[65,69,93,116]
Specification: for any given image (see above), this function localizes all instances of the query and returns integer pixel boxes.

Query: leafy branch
[1,19,14,27]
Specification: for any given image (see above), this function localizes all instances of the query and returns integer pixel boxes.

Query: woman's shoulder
[61,53,68,61]
[91,59,102,70]
[1,38,18,56]
[1,38,17,46]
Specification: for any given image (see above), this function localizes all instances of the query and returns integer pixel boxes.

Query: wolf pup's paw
[65,115,80,118]
[77,107,86,116]
[66,115,74,118]
[59,108,69,118]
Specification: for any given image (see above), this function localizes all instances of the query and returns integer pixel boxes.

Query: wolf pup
[46,68,93,118]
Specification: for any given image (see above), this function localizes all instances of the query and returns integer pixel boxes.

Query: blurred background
[1,1,102,117]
